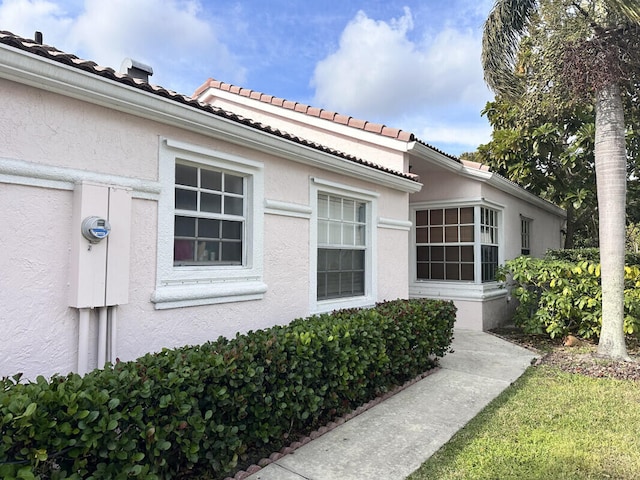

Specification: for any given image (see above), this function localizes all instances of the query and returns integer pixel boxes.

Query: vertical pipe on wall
[109,306,117,364]
[97,307,107,367]
[78,308,91,375]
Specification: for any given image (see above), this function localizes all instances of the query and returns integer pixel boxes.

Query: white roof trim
[0,43,421,194]
[408,141,566,217]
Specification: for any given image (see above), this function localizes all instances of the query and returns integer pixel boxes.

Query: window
[480,207,499,282]
[310,177,377,312]
[317,194,366,300]
[416,207,475,281]
[521,217,531,255]
[415,205,500,283]
[153,139,265,309]
[174,162,245,266]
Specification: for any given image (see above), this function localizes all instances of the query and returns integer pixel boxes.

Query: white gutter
[408,141,566,217]
[0,43,421,194]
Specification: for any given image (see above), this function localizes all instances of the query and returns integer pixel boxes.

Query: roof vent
[34,31,43,44]
[120,58,153,82]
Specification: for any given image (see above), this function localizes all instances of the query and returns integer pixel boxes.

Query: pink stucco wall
[0,79,411,379]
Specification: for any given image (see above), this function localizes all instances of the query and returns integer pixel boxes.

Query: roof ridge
[194,78,417,142]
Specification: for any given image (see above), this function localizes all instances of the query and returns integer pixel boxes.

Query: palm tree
[482,0,640,360]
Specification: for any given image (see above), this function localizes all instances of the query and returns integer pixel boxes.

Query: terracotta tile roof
[193,79,462,163]
[0,31,419,183]
[194,78,417,142]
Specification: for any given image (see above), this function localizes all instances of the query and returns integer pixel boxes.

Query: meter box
[69,182,131,308]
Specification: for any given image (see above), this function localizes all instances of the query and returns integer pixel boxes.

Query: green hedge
[500,256,640,340]
[0,298,455,480]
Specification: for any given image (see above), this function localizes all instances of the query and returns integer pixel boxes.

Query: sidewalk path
[246,329,537,480]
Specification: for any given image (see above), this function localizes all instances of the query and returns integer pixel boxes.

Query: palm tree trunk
[595,82,629,360]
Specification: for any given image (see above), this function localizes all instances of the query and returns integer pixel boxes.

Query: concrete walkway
[246,329,537,480]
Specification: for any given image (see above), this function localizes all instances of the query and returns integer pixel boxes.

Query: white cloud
[0,0,246,94]
[311,6,493,153]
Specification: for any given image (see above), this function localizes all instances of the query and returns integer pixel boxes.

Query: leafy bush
[499,256,640,340]
[0,298,455,480]
[545,248,640,267]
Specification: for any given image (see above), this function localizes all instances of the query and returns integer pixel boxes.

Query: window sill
[151,280,267,309]
[312,295,375,314]
[409,280,506,301]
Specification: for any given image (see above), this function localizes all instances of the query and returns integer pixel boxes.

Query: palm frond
[606,0,640,23]
[482,0,538,97]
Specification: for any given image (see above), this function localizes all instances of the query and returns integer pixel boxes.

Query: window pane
[445,246,459,261]
[318,220,328,244]
[446,263,460,280]
[327,250,340,271]
[317,273,326,298]
[430,209,443,225]
[445,208,458,225]
[357,203,366,223]
[196,241,216,262]
[201,192,221,213]
[198,218,219,238]
[417,263,429,279]
[461,246,474,262]
[175,216,196,236]
[461,263,474,280]
[431,246,444,261]
[445,226,458,242]
[416,210,428,226]
[353,250,365,270]
[201,169,222,191]
[460,226,474,242]
[417,246,429,262]
[329,223,341,244]
[343,199,355,221]
[356,226,366,246]
[318,249,327,270]
[329,196,341,220]
[431,263,445,280]
[174,239,195,262]
[340,249,353,270]
[430,227,443,243]
[175,164,197,187]
[225,174,244,194]
[416,227,428,243]
[326,272,341,297]
[318,194,329,218]
[222,220,242,240]
[353,271,364,295]
[224,196,244,216]
[221,241,242,263]
[340,272,353,295]
[460,207,474,224]
[343,224,355,245]
[175,188,197,210]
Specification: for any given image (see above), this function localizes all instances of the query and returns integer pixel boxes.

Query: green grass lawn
[408,366,640,480]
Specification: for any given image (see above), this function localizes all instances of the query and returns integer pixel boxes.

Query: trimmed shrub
[500,255,640,340]
[545,248,640,267]
[0,298,455,479]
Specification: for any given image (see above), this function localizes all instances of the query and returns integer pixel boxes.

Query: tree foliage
[482,0,640,360]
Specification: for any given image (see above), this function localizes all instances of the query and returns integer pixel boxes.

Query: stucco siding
[0,79,413,379]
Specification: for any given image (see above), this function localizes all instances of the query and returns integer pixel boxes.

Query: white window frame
[152,138,265,309]
[409,200,504,301]
[310,177,378,313]
[521,216,532,255]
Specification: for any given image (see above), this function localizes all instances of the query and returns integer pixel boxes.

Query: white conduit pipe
[97,306,108,368]
[109,306,117,364]
[78,308,91,375]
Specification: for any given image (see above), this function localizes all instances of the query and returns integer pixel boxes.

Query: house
[193,80,566,331]
[0,32,564,381]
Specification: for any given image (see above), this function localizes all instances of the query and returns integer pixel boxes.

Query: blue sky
[0,0,497,155]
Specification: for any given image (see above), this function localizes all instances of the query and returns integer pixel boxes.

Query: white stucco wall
[0,78,412,379]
